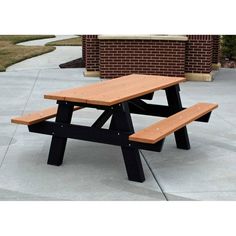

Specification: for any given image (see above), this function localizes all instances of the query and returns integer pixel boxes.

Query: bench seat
[129,103,218,144]
[11,106,82,125]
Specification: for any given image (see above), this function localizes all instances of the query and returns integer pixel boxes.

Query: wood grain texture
[11,106,81,125]
[44,74,186,106]
[129,103,218,144]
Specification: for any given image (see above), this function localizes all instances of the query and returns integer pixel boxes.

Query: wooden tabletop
[44,74,186,106]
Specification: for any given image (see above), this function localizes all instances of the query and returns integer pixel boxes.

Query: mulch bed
[59,58,85,68]
[220,58,236,68]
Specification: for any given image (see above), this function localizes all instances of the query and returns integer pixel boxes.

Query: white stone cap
[98,35,188,41]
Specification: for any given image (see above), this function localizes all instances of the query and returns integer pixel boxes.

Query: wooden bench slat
[11,106,81,125]
[129,103,218,144]
[44,74,186,106]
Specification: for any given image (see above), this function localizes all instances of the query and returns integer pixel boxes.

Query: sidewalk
[7,35,81,71]
[0,36,236,200]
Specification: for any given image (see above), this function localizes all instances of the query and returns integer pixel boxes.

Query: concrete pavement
[16,35,78,46]
[0,36,236,200]
[7,35,81,71]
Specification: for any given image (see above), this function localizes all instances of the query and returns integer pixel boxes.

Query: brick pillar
[185,35,213,74]
[212,35,221,64]
[84,35,99,71]
[82,35,86,63]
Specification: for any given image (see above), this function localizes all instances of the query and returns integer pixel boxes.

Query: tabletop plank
[44,74,186,106]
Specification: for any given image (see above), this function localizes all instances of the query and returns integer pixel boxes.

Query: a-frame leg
[47,103,74,166]
[165,85,191,150]
[109,103,145,182]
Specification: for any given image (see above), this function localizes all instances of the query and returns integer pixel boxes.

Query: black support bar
[28,121,165,153]
[139,92,154,100]
[128,100,212,122]
[57,99,212,123]
[92,109,113,128]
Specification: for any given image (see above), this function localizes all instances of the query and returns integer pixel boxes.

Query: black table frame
[28,85,212,182]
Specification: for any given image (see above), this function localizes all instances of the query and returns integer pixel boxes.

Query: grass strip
[0,35,56,71]
[46,36,82,46]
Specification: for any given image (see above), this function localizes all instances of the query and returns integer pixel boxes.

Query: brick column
[82,35,86,63]
[83,35,100,76]
[185,35,213,81]
[212,35,221,70]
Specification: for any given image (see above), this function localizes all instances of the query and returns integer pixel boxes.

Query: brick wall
[83,35,219,79]
[212,35,220,64]
[99,40,186,79]
[83,35,99,71]
[82,35,86,63]
[185,35,213,73]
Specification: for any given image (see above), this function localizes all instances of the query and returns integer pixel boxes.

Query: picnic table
[12,74,218,182]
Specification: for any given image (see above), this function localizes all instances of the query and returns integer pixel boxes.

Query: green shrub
[221,35,236,60]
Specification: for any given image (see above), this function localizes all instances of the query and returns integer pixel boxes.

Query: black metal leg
[121,147,145,182]
[165,85,190,150]
[110,103,145,182]
[47,103,74,166]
